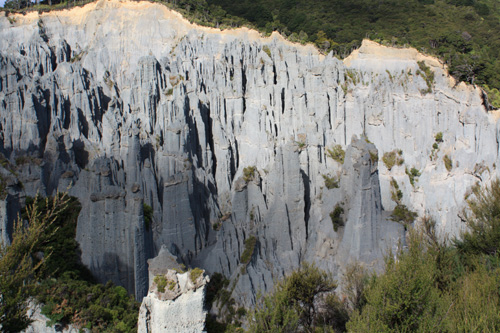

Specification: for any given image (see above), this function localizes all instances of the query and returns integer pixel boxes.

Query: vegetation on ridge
[3,0,500,106]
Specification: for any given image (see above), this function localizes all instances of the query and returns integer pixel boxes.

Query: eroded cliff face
[0,0,498,304]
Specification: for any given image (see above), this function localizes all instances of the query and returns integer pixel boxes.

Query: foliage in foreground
[348,180,500,332]
[250,179,500,332]
[455,179,500,257]
[0,194,140,332]
[0,194,69,331]
[36,274,139,331]
[248,262,348,332]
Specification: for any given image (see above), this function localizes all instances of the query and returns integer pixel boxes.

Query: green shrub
[14,156,30,165]
[406,167,421,187]
[386,69,394,82]
[343,262,369,312]
[443,154,453,172]
[296,140,306,150]
[262,45,272,58]
[154,275,168,293]
[390,178,403,203]
[455,179,500,257]
[391,204,418,227]
[143,203,153,231]
[0,153,12,169]
[369,150,378,163]
[0,194,72,331]
[346,69,359,85]
[21,195,85,279]
[322,174,339,189]
[168,280,176,290]
[1,194,140,331]
[430,133,443,160]
[174,263,187,274]
[348,182,500,331]
[330,204,344,232]
[382,150,405,170]
[326,144,345,164]
[249,262,344,331]
[446,264,500,331]
[36,275,139,331]
[483,85,500,109]
[236,307,247,317]
[190,267,204,283]
[240,236,257,266]
[243,166,256,183]
[347,230,447,332]
[417,61,435,94]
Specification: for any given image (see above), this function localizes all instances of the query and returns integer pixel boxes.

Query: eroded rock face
[0,0,498,304]
[138,254,209,333]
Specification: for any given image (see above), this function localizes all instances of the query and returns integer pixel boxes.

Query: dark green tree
[248,262,347,332]
[455,179,500,257]
[0,194,70,332]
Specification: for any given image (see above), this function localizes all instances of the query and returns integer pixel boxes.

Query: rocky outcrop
[138,249,208,332]
[0,0,498,305]
[336,136,404,269]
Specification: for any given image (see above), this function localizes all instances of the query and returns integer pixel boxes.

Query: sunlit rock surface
[0,0,498,304]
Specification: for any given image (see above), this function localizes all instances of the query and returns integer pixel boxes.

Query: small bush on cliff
[243,166,256,183]
[390,178,403,203]
[190,267,204,283]
[443,154,453,172]
[435,132,444,143]
[154,275,168,293]
[369,149,378,164]
[240,236,257,266]
[143,203,153,231]
[262,45,272,58]
[383,150,404,170]
[330,204,345,232]
[391,204,418,227]
[322,174,339,189]
[389,178,417,227]
[326,144,345,164]
[417,61,435,94]
[406,167,421,187]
